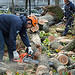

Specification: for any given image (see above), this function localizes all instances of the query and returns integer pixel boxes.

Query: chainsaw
[13,50,40,64]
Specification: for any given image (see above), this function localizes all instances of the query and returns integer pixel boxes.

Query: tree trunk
[50,41,63,50]
[38,18,49,32]
[56,28,72,34]
[57,54,75,65]
[31,24,39,33]
[36,54,50,75]
[68,69,75,75]
[48,0,50,5]
[49,58,67,75]
[55,0,59,6]
[39,13,55,26]
[12,0,15,14]
[41,5,64,22]
[25,0,28,10]
[29,0,31,15]
[30,33,42,52]
[62,39,75,51]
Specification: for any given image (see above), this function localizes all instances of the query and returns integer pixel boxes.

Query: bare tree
[55,0,59,6]
[29,0,31,15]
[12,0,15,14]
[48,0,50,5]
[25,0,28,10]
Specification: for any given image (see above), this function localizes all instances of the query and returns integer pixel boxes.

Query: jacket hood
[20,15,27,27]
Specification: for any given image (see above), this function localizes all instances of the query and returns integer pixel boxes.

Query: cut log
[0,61,36,75]
[38,18,49,32]
[48,35,55,42]
[38,18,48,25]
[31,33,41,45]
[31,24,39,33]
[36,54,50,75]
[56,28,72,34]
[58,51,75,57]
[49,58,67,75]
[68,69,75,75]
[57,54,75,65]
[58,39,72,45]
[30,33,42,52]
[57,54,69,65]
[39,13,54,26]
[62,39,75,51]
[50,41,63,50]
[67,64,75,70]
[41,5,64,22]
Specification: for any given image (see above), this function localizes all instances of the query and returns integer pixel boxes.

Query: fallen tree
[38,5,64,32]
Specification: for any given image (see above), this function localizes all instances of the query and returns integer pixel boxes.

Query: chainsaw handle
[13,53,28,62]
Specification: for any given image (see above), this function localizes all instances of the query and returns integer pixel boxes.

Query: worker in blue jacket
[0,14,38,62]
[62,0,75,36]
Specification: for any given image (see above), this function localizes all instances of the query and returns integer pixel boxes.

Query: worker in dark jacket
[0,14,38,62]
[62,0,75,36]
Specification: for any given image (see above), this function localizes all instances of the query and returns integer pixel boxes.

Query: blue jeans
[64,18,74,35]
[0,29,13,61]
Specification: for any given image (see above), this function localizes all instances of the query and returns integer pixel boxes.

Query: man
[62,0,75,36]
[0,14,38,62]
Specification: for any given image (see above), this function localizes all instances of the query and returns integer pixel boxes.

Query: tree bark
[50,41,63,50]
[36,54,50,75]
[56,28,72,34]
[68,69,75,75]
[55,0,59,6]
[62,39,75,51]
[57,54,75,65]
[39,13,54,26]
[31,24,39,33]
[12,0,15,14]
[49,58,67,75]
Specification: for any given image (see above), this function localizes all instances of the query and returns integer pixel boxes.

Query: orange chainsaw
[13,51,39,64]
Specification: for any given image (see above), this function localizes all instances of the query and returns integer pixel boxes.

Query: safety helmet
[27,15,38,26]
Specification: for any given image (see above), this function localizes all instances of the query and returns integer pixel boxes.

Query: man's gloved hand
[28,47,33,54]
[63,16,67,22]
[63,16,66,20]
[13,50,19,59]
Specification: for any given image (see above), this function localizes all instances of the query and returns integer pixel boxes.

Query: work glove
[13,50,19,59]
[63,16,66,20]
[28,47,33,54]
[63,16,67,22]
